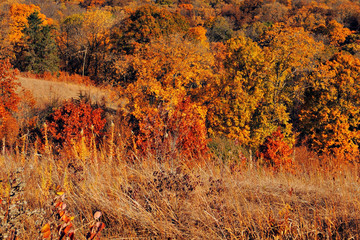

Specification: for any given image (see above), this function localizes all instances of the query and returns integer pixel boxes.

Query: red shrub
[257,129,294,172]
[0,59,21,145]
[135,98,209,162]
[45,99,106,148]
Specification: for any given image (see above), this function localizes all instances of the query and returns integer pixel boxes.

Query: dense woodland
[2,0,360,166]
[2,0,360,238]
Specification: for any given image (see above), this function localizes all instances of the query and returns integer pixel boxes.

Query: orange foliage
[20,71,94,86]
[327,20,353,46]
[9,3,50,44]
[46,100,106,148]
[257,129,294,172]
[135,98,209,161]
[187,26,208,46]
[0,59,20,145]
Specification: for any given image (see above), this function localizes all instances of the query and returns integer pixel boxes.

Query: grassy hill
[16,76,119,110]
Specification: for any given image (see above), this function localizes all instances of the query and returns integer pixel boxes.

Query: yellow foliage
[327,20,353,46]
[82,8,114,44]
[9,3,50,44]
[187,26,208,47]
[299,53,360,163]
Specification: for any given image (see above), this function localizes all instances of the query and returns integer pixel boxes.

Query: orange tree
[113,36,215,159]
[0,59,20,145]
[256,128,294,172]
[299,52,360,163]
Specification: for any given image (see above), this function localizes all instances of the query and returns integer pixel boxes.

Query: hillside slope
[16,76,119,110]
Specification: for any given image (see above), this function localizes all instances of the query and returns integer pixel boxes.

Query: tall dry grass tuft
[1,135,360,239]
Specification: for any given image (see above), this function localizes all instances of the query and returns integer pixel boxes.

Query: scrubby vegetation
[2,0,360,238]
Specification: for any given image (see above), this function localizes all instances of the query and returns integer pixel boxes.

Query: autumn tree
[257,128,294,171]
[208,23,324,157]
[111,5,189,53]
[113,36,215,158]
[58,13,84,74]
[0,59,20,145]
[79,8,114,79]
[58,9,115,80]
[14,10,59,73]
[299,52,360,163]
[325,20,352,46]
[205,26,282,159]
[260,23,324,136]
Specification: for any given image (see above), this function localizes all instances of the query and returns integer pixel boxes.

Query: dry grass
[16,76,121,110]
[1,140,360,239]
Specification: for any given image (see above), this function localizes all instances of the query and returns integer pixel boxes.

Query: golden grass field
[1,137,360,239]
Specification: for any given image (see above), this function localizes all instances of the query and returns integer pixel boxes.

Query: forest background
[2,0,360,238]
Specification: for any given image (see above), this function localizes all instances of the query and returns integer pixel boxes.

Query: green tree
[15,11,59,74]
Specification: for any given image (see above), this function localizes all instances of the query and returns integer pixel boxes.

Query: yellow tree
[58,9,114,79]
[260,23,324,141]
[81,8,114,78]
[299,52,360,163]
[113,36,215,158]
[207,36,266,149]
[207,24,324,158]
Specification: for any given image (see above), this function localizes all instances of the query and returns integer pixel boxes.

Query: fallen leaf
[94,211,102,220]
